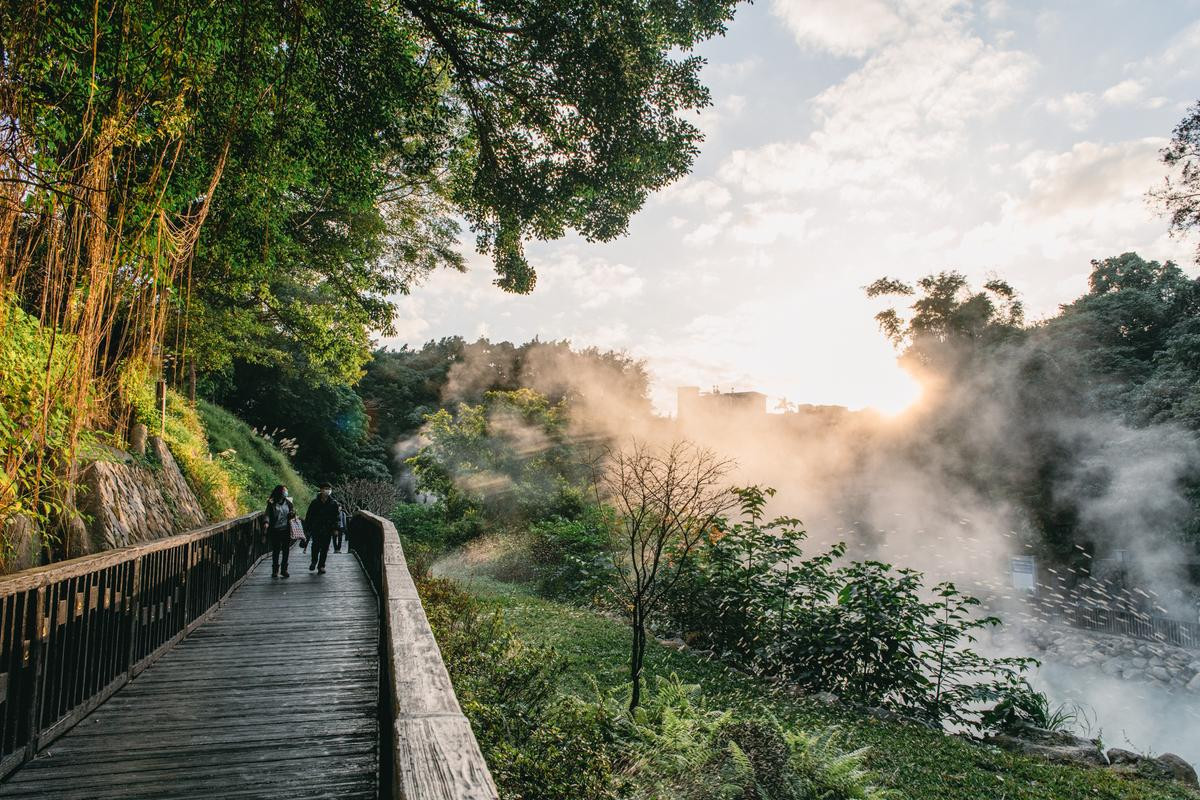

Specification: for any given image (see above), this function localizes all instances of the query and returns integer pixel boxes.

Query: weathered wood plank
[0,514,261,597]
[394,715,499,800]
[355,511,500,800]
[0,551,379,799]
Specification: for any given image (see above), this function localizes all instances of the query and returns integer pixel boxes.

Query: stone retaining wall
[77,438,207,553]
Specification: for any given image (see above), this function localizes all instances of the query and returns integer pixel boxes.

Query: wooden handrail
[0,513,267,781]
[348,511,499,800]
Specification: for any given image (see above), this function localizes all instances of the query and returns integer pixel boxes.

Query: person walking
[333,505,349,553]
[305,482,341,574]
[264,485,296,578]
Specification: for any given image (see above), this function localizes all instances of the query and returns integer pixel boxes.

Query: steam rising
[411,337,1200,766]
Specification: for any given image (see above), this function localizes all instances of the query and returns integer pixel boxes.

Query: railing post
[125,558,142,678]
[182,540,192,626]
[23,587,47,762]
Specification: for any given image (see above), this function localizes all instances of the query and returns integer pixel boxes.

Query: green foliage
[129,383,240,520]
[865,271,1024,367]
[528,504,619,602]
[663,487,1038,733]
[1152,100,1200,266]
[410,388,589,528]
[358,337,653,453]
[420,573,893,800]
[418,575,621,800]
[195,401,312,511]
[866,257,1200,555]
[979,677,1080,735]
[620,679,893,800]
[214,363,389,483]
[469,578,1197,800]
[391,501,483,574]
[0,298,81,550]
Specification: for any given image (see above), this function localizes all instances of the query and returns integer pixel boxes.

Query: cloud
[769,0,906,57]
[721,5,1034,198]
[1044,92,1097,131]
[574,262,645,309]
[1101,78,1144,106]
[731,205,817,245]
[705,57,762,82]
[683,212,733,247]
[655,177,732,209]
[387,299,431,341]
[1017,138,1165,214]
[946,137,1193,312]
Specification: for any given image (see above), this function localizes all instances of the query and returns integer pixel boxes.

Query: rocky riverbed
[993,623,1200,693]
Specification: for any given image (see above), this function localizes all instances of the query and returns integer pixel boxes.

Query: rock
[1154,754,1199,787]
[989,733,1107,768]
[1070,654,1093,668]
[1100,658,1124,676]
[658,637,687,651]
[811,692,839,706]
[1,514,41,573]
[1149,666,1172,682]
[1122,668,1145,682]
[1107,748,1143,766]
[129,422,148,456]
[79,438,207,551]
[1131,657,1149,669]
[1187,673,1200,693]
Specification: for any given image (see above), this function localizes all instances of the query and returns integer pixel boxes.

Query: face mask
[282,491,289,499]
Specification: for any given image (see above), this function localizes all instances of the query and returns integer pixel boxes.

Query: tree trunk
[629,602,645,711]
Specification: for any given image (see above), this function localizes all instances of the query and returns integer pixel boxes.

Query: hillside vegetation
[434,572,1198,800]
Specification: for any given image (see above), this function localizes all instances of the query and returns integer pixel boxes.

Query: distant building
[677,386,767,421]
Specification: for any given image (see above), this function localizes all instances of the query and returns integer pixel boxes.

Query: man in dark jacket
[304,482,341,574]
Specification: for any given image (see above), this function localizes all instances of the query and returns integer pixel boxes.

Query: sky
[380,0,1200,415]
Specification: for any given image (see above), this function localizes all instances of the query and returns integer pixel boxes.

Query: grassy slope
[195,400,313,512]
[452,576,1197,800]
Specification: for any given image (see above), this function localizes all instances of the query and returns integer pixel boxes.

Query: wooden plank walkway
[0,548,380,799]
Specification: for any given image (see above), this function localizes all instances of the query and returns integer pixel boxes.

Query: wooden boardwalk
[0,548,380,799]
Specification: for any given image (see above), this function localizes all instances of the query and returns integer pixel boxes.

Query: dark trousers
[269,529,291,574]
[333,529,344,552]
[309,531,333,569]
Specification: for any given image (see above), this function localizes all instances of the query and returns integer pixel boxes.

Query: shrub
[662,486,1038,733]
[528,504,618,601]
[614,675,894,800]
[0,296,80,555]
[196,400,311,511]
[417,575,621,799]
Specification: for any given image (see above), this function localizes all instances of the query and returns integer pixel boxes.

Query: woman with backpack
[264,485,297,578]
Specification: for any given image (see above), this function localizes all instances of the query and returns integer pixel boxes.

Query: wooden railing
[348,511,498,800]
[0,513,265,780]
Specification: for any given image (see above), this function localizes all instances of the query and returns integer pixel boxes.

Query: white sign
[1011,555,1037,594]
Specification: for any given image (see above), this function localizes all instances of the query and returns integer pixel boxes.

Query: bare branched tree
[595,439,736,710]
[334,479,404,517]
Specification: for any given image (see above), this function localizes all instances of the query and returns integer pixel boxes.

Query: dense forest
[0,0,739,563]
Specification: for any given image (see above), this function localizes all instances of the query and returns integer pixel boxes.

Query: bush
[662,486,1038,733]
[615,675,894,800]
[420,573,896,800]
[391,501,484,552]
[0,296,80,554]
[418,575,621,799]
[528,504,618,602]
